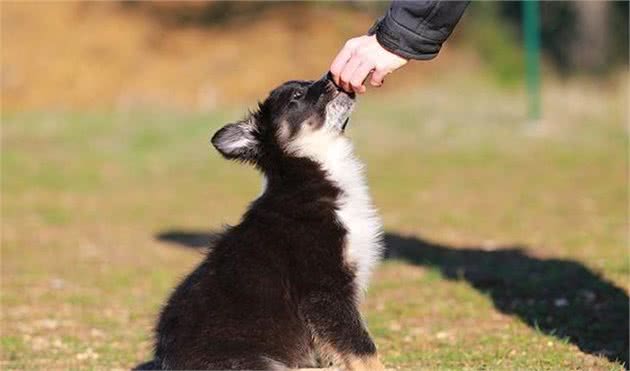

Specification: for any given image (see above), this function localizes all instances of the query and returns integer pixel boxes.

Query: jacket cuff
[370,14,441,61]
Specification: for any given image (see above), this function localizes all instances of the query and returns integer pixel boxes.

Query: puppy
[151,75,384,370]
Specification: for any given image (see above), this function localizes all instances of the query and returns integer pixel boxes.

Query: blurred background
[2,1,628,370]
[2,1,629,109]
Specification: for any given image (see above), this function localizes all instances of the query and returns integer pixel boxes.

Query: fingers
[370,67,388,87]
[330,39,357,86]
[339,55,362,93]
[331,35,404,93]
[350,62,375,94]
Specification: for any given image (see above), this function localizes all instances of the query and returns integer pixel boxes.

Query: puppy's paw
[345,354,384,371]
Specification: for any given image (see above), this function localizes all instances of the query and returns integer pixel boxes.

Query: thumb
[370,68,389,87]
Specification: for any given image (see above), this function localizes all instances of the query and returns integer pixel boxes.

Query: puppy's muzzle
[324,72,356,100]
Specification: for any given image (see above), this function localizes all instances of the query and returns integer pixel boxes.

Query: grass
[1,75,627,370]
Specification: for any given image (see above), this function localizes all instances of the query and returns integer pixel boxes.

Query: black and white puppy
[152,75,384,370]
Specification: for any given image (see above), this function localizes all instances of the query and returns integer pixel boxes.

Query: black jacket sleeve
[368,0,470,60]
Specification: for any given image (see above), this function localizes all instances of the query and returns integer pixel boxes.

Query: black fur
[151,76,377,370]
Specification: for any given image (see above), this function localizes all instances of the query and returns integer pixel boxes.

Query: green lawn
[2,76,627,370]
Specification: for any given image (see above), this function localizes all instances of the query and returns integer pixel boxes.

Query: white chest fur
[288,132,384,294]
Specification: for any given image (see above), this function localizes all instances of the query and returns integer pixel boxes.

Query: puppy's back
[154,225,320,369]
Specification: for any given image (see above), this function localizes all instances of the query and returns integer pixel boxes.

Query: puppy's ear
[211,117,259,161]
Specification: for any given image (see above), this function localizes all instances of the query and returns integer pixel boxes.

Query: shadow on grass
[155,229,629,367]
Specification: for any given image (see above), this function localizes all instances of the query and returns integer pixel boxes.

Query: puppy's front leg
[300,291,383,371]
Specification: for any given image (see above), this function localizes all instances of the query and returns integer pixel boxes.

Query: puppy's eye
[292,91,303,100]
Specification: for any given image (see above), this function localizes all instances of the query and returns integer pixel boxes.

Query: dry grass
[1,2,479,112]
[2,2,372,110]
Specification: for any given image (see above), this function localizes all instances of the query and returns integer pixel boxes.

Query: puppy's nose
[322,71,342,93]
[324,71,338,87]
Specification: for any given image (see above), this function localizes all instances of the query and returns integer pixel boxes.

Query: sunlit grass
[1,77,627,369]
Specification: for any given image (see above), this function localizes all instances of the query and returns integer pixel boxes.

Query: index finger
[329,45,354,86]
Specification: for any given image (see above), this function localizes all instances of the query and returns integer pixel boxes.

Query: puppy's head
[211,74,355,171]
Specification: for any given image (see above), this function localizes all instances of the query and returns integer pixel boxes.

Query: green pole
[523,0,541,121]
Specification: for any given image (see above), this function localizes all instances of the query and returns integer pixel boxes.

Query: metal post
[523,0,541,122]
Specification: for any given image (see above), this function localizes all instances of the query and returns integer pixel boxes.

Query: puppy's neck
[260,155,341,202]
[262,134,362,197]
[288,133,365,197]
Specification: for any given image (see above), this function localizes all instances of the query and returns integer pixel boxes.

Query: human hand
[329,35,408,94]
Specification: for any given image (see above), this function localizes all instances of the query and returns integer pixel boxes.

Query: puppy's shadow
[154,229,629,368]
[156,230,215,249]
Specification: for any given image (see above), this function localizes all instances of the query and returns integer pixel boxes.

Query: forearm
[370,0,470,60]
